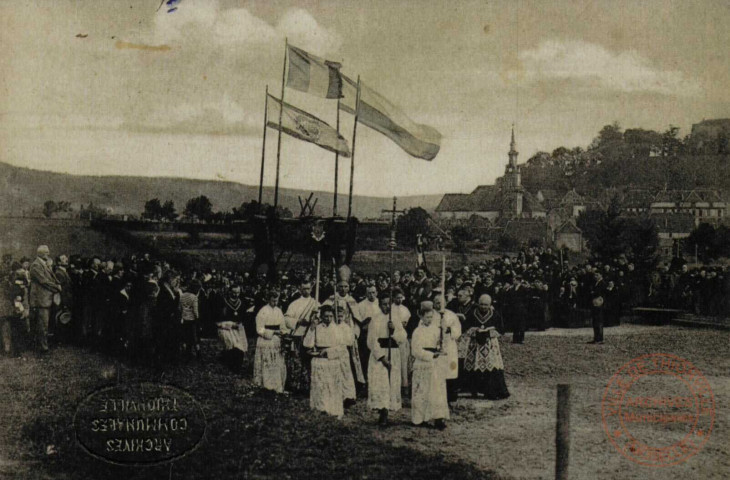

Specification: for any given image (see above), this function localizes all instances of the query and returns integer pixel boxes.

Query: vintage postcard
[0,1,728,479]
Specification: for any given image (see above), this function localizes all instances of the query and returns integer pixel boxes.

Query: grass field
[1,324,728,480]
[0,217,135,261]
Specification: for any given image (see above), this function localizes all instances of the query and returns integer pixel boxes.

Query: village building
[435,128,546,222]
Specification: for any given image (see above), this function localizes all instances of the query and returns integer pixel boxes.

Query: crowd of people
[1,244,728,428]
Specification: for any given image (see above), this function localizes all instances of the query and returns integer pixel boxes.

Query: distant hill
[0,162,443,219]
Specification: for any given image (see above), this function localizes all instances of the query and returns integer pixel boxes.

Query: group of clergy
[249,273,510,429]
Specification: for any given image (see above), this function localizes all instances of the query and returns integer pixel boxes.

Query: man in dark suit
[29,245,62,353]
[589,272,606,344]
[155,270,181,365]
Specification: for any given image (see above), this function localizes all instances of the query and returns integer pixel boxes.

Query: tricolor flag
[286,45,343,99]
[267,94,351,157]
[340,75,441,161]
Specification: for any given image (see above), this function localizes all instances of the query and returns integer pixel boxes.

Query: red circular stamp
[601,353,715,467]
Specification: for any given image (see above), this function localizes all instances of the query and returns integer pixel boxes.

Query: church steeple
[508,124,518,166]
[502,125,523,217]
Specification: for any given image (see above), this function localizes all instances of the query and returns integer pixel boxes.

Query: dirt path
[343,324,730,480]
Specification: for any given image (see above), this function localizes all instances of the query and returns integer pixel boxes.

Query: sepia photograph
[0,1,728,479]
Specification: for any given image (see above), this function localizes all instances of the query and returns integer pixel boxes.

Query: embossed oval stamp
[601,353,715,467]
[73,383,206,466]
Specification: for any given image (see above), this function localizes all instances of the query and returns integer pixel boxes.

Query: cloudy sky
[1,0,729,197]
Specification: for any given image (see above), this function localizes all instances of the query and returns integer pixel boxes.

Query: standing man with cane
[29,245,61,354]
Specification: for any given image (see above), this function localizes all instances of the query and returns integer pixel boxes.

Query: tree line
[141,196,293,223]
[521,122,730,195]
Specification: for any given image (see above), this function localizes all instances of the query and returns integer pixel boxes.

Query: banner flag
[340,75,441,160]
[287,45,343,99]
[267,94,351,157]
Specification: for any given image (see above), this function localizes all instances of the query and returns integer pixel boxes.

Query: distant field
[0,217,135,260]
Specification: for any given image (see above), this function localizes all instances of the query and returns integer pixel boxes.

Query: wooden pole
[258,85,269,206]
[274,39,288,210]
[387,197,397,374]
[313,249,321,352]
[439,254,445,350]
[334,97,341,216]
[347,76,361,220]
[555,384,571,480]
[315,250,321,303]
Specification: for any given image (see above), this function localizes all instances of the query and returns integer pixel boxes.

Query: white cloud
[152,0,340,54]
[135,94,259,135]
[518,40,701,97]
[277,8,342,55]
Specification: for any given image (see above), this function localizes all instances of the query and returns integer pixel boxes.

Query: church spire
[508,124,518,166]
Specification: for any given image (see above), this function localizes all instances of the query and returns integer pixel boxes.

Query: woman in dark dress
[462,294,510,400]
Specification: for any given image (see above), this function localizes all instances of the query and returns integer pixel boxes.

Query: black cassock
[462,307,510,400]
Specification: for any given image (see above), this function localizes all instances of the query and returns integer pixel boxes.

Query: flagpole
[333,97,341,216]
[347,76,361,221]
[439,253,446,351]
[258,85,269,207]
[274,38,288,210]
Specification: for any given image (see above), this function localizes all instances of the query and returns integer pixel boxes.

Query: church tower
[502,125,523,217]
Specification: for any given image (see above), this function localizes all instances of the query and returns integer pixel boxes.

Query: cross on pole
[381,196,405,378]
[381,196,405,249]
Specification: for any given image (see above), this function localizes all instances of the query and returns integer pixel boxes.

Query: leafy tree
[718,131,729,155]
[161,200,178,221]
[43,200,58,218]
[142,198,163,220]
[624,128,662,156]
[450,225,472,254]
[685,223,730,261]
[589,122,623,150]
[395,207,430,247]
[184,195,213,221]
[231,201,293,221]
[661,125,683,157]
[496,234,519,252]
[576,196,625,260]
[80,202,107,220]
[621,217,659,272]
[232,200,263,220]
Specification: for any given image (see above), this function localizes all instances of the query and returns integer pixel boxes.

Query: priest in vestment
[284,280,319,394]
[366,293,407,426]
[411,302,449,429]
[323,280,366,386]
[303,305,345,419]
[462,294,510,400]
[254,291,289,393]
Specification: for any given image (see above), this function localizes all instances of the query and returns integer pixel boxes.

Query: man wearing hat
[588,272,606,344]
[29,245,62,353]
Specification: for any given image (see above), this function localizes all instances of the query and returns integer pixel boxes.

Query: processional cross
[380,196,405,375]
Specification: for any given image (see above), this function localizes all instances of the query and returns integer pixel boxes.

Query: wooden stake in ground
[555,384,571,480]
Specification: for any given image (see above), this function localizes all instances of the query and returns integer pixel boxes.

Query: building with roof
[435,128,546,222]
[618,188,726,224]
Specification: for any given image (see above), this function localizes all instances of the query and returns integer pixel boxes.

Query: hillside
[0,162,442,219]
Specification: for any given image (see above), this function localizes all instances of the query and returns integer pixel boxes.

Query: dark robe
[462,306,509,400]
